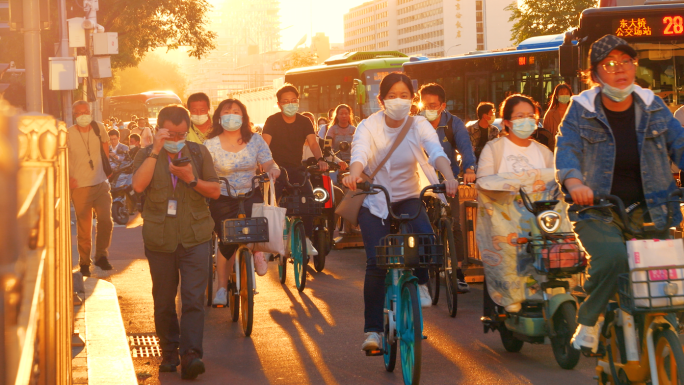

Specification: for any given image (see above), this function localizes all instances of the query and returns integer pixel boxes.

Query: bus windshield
[633,43,684,111]
[146,97,183,119]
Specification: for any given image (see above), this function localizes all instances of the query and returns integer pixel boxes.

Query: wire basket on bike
[221,217,270,245]
[617,265,684,314]
[376,233,443,269]
[280,195,323,217]
[530,237,586,275]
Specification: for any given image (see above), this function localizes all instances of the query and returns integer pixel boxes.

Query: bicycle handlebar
[280,167,318,189]
[355,182,446,222]
[219,173,270,199]
[570,188,684,235]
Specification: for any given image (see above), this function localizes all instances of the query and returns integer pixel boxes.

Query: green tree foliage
[281,49,318,72]
[99,0,217,69]
[505,0,598,45]
[108,53,188,101]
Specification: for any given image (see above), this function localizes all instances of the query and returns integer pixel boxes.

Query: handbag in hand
[335,117,413,226]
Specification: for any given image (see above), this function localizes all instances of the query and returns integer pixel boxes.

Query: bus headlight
[537,210,561,233]
[313,187,329,203]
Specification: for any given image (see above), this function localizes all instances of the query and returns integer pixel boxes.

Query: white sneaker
[457,279,470,293]
[571,317,604,353]
[361,332,382,351]
[306,237,318,256]
[418,284,432,308]
[254,252,268,276]
[213,287,227,306]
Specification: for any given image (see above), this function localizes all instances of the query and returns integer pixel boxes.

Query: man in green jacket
[132,105,220,380]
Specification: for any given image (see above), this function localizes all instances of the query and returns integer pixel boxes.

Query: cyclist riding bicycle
[418,83,477,293]
[555,34,684,353]
[262,84,328,248]
[342,73,458,352]
[204,99,281,306]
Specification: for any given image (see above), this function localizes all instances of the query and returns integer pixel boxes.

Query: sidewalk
[71,214,137,385]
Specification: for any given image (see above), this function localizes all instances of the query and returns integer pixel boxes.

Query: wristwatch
[468,165,476,171]
[149,152,159,159]
[189,177,198,188]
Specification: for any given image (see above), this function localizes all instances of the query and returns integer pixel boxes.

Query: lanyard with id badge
[167,153,191,217]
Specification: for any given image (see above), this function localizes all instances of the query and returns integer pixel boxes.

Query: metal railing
[1,100,73,385]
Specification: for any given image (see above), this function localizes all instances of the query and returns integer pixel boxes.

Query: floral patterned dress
[204,134,273,196]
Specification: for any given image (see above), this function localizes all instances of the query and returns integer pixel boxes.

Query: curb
[84,278,138,385]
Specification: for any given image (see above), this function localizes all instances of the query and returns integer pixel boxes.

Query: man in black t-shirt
[263,84,328,236]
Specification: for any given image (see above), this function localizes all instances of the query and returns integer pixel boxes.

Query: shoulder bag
[335,117,413,226]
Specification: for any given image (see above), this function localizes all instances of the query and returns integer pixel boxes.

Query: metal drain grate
[128,333,162,358]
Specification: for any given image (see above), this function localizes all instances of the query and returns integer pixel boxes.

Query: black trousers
[145,242,210,357]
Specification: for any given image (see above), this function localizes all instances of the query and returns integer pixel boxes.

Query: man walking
[67,100,114,277]
[419,83,477,293]
[186,92,213,143]
[132,105,220,380]
[108,129,129,164]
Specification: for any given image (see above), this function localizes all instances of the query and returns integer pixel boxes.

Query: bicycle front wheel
[384,289,397,372]
[442,225,458,318]
[293,221,308,292]
[400,282,422,385]
[655,327,684,385]
[314,228,327,272]
[239,248,254,337]
[277,254,287,284]
[228,269,239,322]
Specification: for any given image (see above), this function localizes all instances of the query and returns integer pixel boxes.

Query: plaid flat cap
[590,34,637,66]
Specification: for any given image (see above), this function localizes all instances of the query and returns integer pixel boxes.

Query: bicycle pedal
[422,335,428,340]
[580,345,605,358]
[364,349,384,356]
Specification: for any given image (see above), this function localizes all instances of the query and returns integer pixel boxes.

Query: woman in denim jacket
[555,34,684,354]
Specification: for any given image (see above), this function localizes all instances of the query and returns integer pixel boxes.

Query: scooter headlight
[313,187,329,203]
[537,210,561,233]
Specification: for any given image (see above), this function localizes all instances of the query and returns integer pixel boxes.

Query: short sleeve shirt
[262,113,315,168]
[204,134,273,195]
[498,138,546,174]
[67,123,109,188]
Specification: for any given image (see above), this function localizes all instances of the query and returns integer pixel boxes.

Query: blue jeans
[359,198,431,333]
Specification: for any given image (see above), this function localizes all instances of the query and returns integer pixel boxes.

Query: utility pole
[83,0,101,121]
[23,0,43,112]
[58,0,73,124]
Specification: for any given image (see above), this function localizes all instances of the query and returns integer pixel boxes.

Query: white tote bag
[626,238,684,308]
[251,179,287,256]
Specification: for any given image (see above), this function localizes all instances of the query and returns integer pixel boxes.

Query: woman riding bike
[555,34,684,353]
[342,73,458,352]
[204,98,281,306]
[325,104,356,164]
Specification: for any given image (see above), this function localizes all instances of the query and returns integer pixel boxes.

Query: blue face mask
[597,75,634,102]
[282,103,299,117]
[164,139,186,154]
[220,114,242,131]
[510,118,536,139]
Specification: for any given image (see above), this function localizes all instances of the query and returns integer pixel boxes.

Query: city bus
[402,34,568,122]
[103,91,183,126]
[560,2,684,113]
[284,51,410,122]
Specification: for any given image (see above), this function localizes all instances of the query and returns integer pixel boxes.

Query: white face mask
[423,109,440,122]
[383,98,412,120]
[76,114,93,127]
[190,114,209,126]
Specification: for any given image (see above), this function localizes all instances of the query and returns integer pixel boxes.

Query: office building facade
[343,0,514,57]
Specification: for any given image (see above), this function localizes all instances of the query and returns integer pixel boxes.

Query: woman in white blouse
[204,99,281,306]
[477,94,553,178]
[342,73,458,352]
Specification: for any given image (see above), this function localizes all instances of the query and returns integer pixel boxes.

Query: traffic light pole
[58,0,73,125]
[23,0,43,112]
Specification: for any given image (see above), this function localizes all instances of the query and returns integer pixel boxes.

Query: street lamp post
[446,44,462,56]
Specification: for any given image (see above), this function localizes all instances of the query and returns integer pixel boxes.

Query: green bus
[284,51,410,121]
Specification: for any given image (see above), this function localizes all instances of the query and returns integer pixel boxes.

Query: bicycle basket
[280,195,322,216]
[375,233,443,269]
[617,265,684,314]
[221,217,269,245]
[531,237,586,275]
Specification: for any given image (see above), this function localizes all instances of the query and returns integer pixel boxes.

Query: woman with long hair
[204,98,281,306]
[542,83,573,149]
[326,104,356,163]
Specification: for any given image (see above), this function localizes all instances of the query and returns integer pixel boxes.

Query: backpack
[141,141,204,180]
[89,121,113,177]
